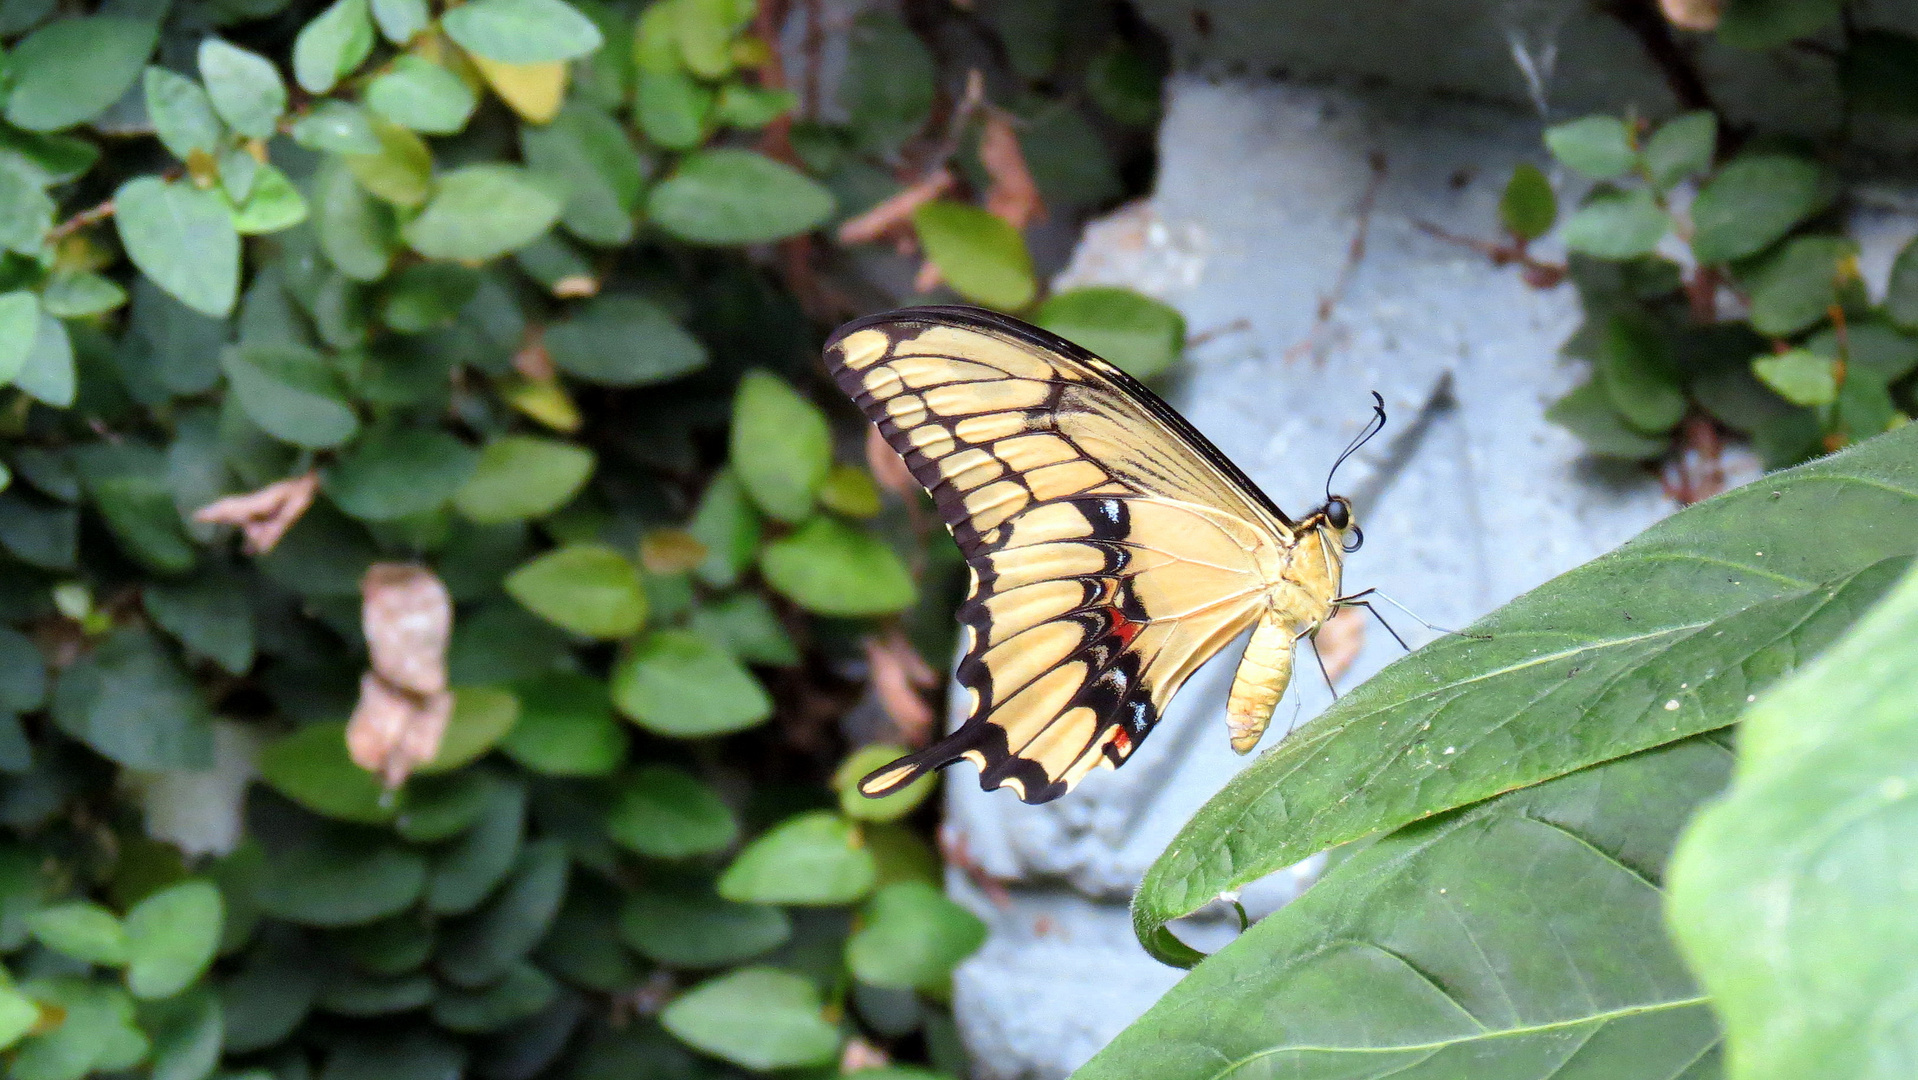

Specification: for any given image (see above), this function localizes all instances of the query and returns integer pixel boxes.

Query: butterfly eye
[1324,498,1351,531]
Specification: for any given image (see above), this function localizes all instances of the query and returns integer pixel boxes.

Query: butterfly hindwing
[825,307,1297,804]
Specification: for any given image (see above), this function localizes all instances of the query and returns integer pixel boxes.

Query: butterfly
[825,305,1385,805]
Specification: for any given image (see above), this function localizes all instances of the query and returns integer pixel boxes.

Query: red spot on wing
[1103,604,1142,647]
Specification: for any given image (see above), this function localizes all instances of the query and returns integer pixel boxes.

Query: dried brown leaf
[1660,0,1723,30]
[513,326,556,380]
[347,671,454,789]
[865,424,918,498]
[980,111,1044,230]
[913,258,945,294]
[191,471,320,554]
[1314,605,1368,685]
[836,168,955,246]
[839,1038,890,1073]
[640,529,708,574]
[361,563,452,696]
[864,629,937,747]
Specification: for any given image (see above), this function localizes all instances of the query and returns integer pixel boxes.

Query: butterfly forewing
[824,306,1301,805]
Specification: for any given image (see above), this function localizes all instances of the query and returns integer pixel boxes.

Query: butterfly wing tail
[856,733,975,798]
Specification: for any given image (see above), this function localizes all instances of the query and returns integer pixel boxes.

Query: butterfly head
[1308,495,1362,553]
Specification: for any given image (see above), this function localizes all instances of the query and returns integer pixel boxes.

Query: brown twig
[1284,153,1388,364]
[46,199,115,244]
[1415,219,1568,288]
[1661,412,1726,505]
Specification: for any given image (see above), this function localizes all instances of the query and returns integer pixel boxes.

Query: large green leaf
[1078,736,1730,1080]
[441,0,603,63]
[51,629,212,771]
[646,148,833,245]
[611,628,770,737]
[729,371,829,522]
[542,294,707,387]
[660,967,841,1070]
[1667,562,1918,1080]
[1133,425,1918,965]
[114,177,241,318]
[401,165,562,262]
[4,17,156,132]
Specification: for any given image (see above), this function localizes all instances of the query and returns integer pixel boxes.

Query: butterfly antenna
[1325,392,1387,503]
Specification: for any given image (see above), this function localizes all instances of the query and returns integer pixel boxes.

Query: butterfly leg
[1307,631,1340,700]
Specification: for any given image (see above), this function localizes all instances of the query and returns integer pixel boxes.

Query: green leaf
[1130,425,1918,965]
[1644,110,1717,190]
[380,262,479,331]
[690,592,798,666]
[0,986,38,1052]
[818,463,881,518]
[1497,161,1556,240]
[1887,235,1918,332]
[1746,234,1855,337]
[143,985,221,1080]
[199,39,287,140]
[29,902,129,966]
[293,100,383,156]
[221,343,360,448]
[437,838,569,986]
[505,543,647,638]
[520,100,645,247]
[1033,287,1185,378]
[1595,313,1685,433]
[498,671,626,776]
[912,200,1037,310]
[1753,348,1839,406]
[612,628,771,737]
[41,271,126,318]
[293,0,375,94]
[543,294,708,386]
[229,164,309,235]
[660,967,841,1070]
[715,83,796,129]
[420,686,521,773]
[605,763,738,858]
[0,291,39,387]
[0,168,53,257]
[1560,187,1668,260]
[687,469,762,587]
[618,883,789,968]
[760,517,918,616]
[454,436,594,523]
[11,979,147,1080]
[431,963,555,1032]
[315,156,397,279]
[114,176,241,318]
[257,721,395,823]
[72,442,197,573]
[1717,0,1841,51]
[1543,114,1636,179]
[402,164,562,261]
[846,881,985,990]
[4,17,156,132]
[398,769,502,843]
[370,0,429,43]
[1691,154,1829,264]
[124,880,223,999]
[840,12,934,155]
[145,570,255,676]
[143,68,225,161]
[423,776,524,913]
[14,311,72,407]
[1668,563,1918,1080]
[442,0,603,63]
[1082,737,1728,1080]
[718,810,876,905]
[670,0,750,78]
[52,629,212,770]
[730,371,830,522]
[324,426,478,521]
[1086,42,1162,126]
[835,744,934,822]
[0,626,47,712]
[634,68,713,151]
[647,148,835,245]
[320,1032,465,1080]
[344,117,434,206]
[256,834,426,926]
[365,56,478,134]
